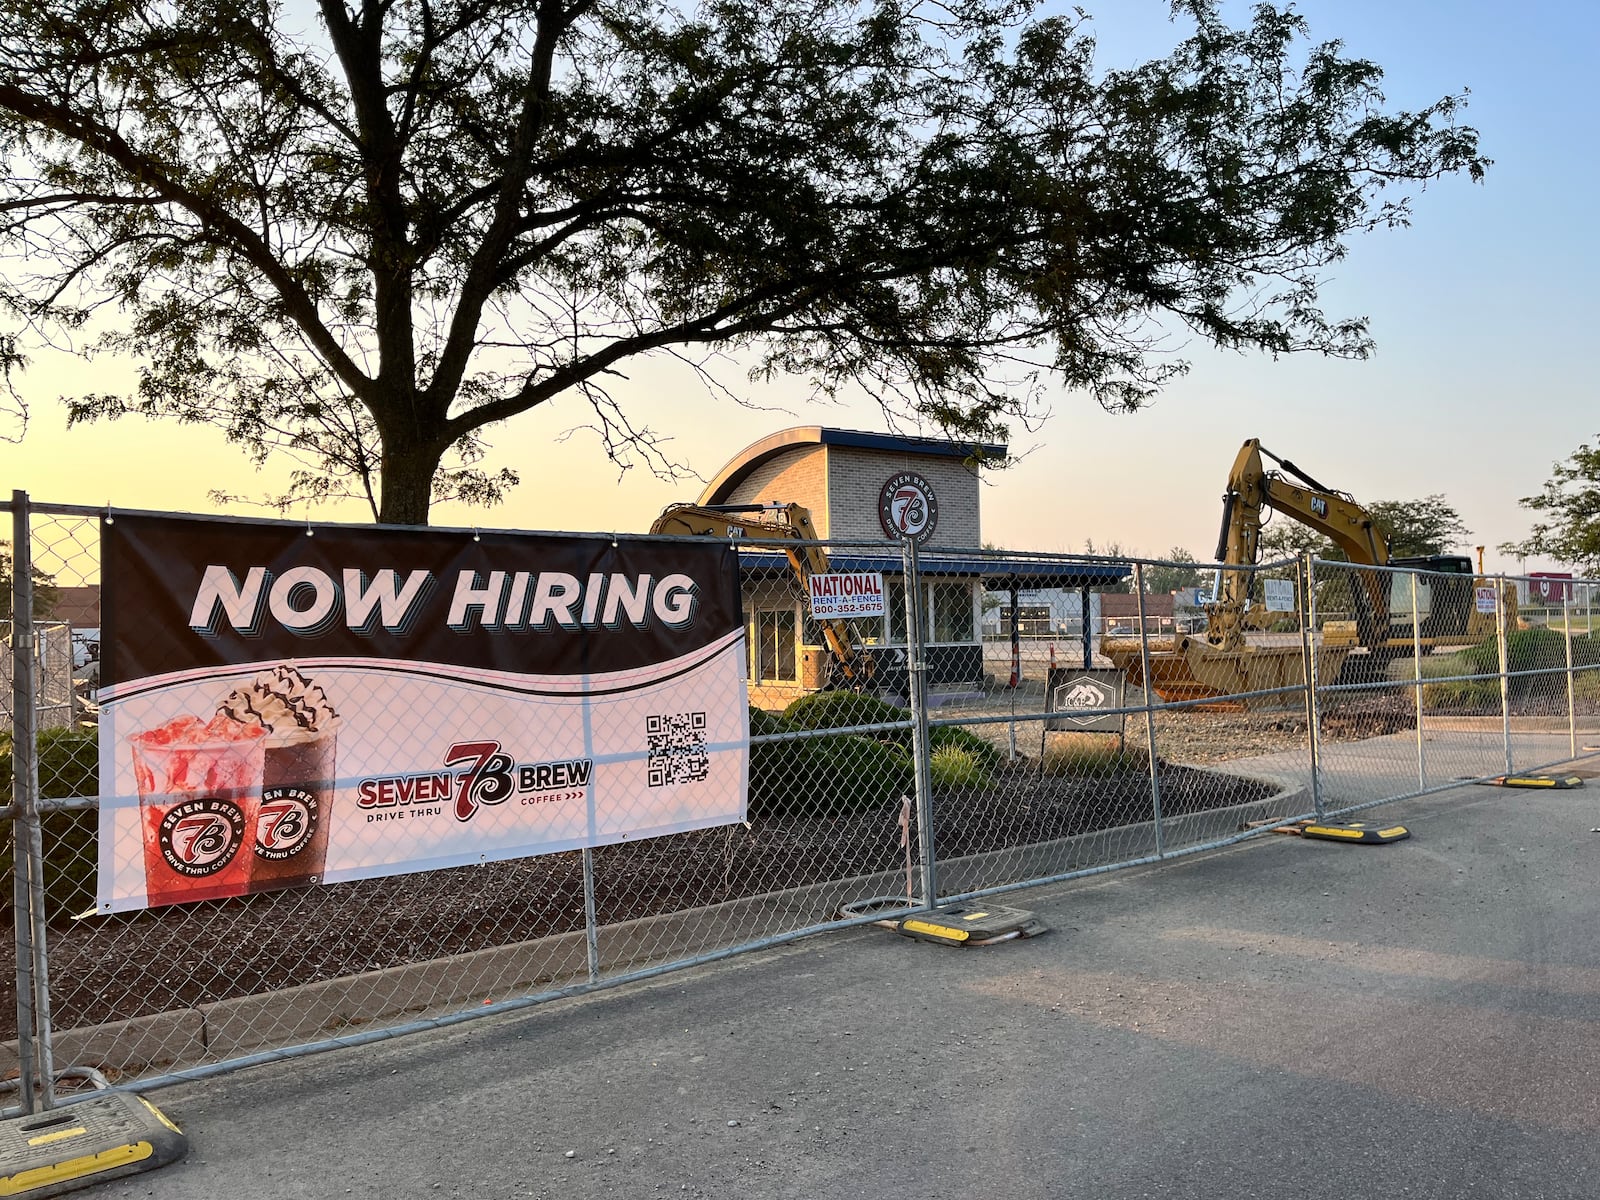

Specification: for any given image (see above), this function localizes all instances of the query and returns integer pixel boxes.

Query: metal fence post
[1411,571,1425,792]
[1497,577,1513,776]
[1132,564,1164,856]
[1300,554,1325,821]
[1564,590,1577,759]
[9,493,38,1115]
[10,490,55,1110]
[901,538,936,906]
[582,847,600,983]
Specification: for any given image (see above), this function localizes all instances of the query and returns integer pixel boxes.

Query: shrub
[1574,669,1600,703]
[1420,678,1501,712]
[747,706,793,740]
[1459,627,1589,701]
[0,727,100,920]
[782,690,1005,773]
[928,724,1005,772]
[782,690,909,732]
[748,707,914,820]
[1040,733,1148,778]
[1569,633,1600,667]
[929,744,993,789]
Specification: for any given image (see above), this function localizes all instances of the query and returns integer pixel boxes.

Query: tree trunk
[377,441,442,525]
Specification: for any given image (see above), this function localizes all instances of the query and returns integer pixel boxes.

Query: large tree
[1502,437,1600,574]
[0,0,1486,524]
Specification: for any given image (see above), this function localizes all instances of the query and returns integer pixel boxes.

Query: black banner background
[102,513,744,686]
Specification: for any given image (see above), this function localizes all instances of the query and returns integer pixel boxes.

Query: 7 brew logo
[443,741,518,822]
[877,471,939,544]
[357,740,592,823]
[255,786,320,861]
[158,798,247,878]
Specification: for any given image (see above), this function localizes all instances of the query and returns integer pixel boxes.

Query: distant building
[683,426,1128,709]
[50,585,100,627]
[1099,592,1175,634]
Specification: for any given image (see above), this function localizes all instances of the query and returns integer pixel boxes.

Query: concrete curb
[5,774,1309,1080]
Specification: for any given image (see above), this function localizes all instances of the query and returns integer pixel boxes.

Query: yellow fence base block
[1480,774,1586,790]
[0,1094,186,1198]
[896,902,1048,947]
[1298,820,1411,845]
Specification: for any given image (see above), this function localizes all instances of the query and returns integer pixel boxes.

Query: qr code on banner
[646,711,709,787]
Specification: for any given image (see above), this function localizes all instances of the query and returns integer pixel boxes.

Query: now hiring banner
[96,512,750,912]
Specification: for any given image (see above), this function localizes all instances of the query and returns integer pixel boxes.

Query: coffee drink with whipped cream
[218,665,340,892]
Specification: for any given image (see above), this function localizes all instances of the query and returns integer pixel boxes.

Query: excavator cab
[1386,554,1475,640]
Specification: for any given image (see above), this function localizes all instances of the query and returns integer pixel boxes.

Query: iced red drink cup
[249,725,338,893]
[130,716,268,908]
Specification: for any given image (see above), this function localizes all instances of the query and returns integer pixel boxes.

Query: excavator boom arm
[649,502,869,683]
[1211,439,1390,648]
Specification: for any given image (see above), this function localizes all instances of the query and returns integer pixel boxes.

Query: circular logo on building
[878,472,939,543]
[254,786,320,861]
[157,798,247,877]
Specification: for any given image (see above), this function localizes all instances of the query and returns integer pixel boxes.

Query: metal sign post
[901,538,936,907]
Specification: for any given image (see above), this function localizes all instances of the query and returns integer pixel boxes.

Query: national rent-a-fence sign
[96,513,750,912]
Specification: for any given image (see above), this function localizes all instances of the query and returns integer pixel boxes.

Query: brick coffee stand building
[680,426,1128,709]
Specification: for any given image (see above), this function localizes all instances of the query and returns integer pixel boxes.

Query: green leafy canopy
[0,0,1487,522]
[1502,437,1600,574]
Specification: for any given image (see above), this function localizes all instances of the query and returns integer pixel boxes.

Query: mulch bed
[0,760,1272,1039]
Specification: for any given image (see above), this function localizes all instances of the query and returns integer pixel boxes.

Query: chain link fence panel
[1305,559,1600,814]
[8,501,1600,1106]
[1499,572,1599,771]
[932,552,1317,896]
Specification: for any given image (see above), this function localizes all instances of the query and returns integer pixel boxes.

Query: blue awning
[734,548,1129,588]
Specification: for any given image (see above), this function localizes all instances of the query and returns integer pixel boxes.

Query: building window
[930,580,976,643]
[877,579,976,645]
[751,608,798,683]
[884,578,922,645]
[884,577,905,644]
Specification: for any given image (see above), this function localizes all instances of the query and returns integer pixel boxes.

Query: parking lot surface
[89,763,1600,1199]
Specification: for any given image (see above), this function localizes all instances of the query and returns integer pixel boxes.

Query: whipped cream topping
[218,664,339,737]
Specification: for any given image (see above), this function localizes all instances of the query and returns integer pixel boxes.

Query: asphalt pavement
[86,760,1600,1199]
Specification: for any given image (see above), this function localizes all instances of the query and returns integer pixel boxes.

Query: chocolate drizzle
[218,665,339,736]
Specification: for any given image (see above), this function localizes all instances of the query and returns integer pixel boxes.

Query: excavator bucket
[1101,635,1352,711]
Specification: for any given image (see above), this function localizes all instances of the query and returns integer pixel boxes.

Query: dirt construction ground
[84,752,1600,1200]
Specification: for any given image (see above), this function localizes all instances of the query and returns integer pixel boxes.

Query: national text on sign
[807,572,886,617]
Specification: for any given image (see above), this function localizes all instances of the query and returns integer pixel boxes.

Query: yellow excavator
[1104,439,1514,707]
[649,502,876,687]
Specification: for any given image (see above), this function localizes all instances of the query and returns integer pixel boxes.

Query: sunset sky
[2,0,1594,574]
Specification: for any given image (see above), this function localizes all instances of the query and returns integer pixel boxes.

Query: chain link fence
[4,497,1596,1111]
[1303,559,1598,815]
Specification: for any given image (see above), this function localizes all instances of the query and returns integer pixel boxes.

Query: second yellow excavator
[1104,438,1514,707]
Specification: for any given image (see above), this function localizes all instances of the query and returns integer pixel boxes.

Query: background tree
[1081,538,1133,593]
[1501,437,1600,574]
[1144,547,1202,595]
[1367,496,1472,558]
[0,0,1486,524]
[1257,521,1327,561]
[0,543,58,621]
